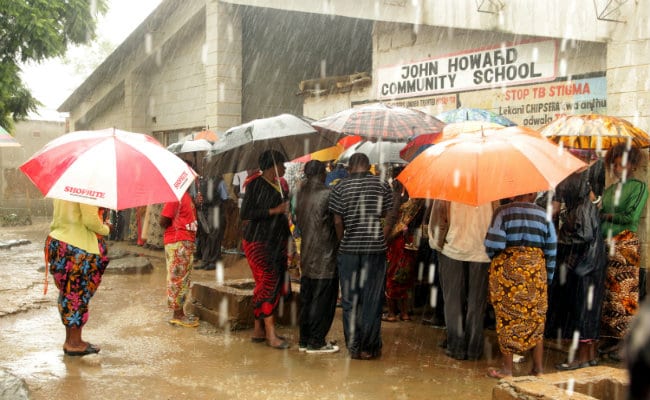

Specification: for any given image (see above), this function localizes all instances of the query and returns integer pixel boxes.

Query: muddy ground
[0,217,623,399]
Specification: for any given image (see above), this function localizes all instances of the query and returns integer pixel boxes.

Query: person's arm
[607,181,648,226]
[79,203,110,236]
[159,215,172,229]
[240,179,287,220]
[333,213,344,241]
[483,210,505,259]
[381,183,395,239]
[543,219,558,283]
[159,201,178,229]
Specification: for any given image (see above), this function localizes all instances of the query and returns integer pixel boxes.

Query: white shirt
[440,202,492,263]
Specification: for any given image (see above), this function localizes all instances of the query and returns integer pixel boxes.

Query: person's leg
[338,253,358,354]
[438,253,467,359]
[264,315,285,347]
[384,298,398,321]
[531,340,544,375]
[466,262,489,360]
[299,276,315,348]
[399,298,411,321]
[357,253,387,358]
[307,276,339,349]
[166,242,193,321]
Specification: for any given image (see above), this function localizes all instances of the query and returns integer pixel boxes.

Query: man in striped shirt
[328,153,394,360]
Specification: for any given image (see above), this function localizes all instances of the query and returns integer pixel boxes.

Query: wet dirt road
[0,217,593,400]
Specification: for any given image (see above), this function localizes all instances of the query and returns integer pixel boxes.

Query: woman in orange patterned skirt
[484,193,557,378]
[599,144,648,360]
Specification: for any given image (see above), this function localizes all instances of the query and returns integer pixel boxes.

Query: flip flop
[251,337,266,343]
[555,361,590,371]
[64,343,101,357]
[168,317,199,328]
[381,314,398,322]
[267,340,290,350]
[487,368,511,379]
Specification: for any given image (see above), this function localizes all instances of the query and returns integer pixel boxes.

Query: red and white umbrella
[20,128,196,210]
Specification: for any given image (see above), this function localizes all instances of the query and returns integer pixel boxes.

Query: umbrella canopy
[312,103,445,142]
[540,114,650,150]
[291,135,362,163]
[337,140,406,165]
[397,126,586,206]
[19,128,196,210]
[0,126,21,147]
[292,145,344,163]
[205,113,339,174]
[167,139,213,154]
[399,121,505,162]
[435,107,517,127]
[193,129,219,142]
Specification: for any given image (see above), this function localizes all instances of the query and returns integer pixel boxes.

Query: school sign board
[376,39,557,100]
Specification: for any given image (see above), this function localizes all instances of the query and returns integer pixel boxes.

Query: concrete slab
[189,278,301,330]
[493,366,628,400]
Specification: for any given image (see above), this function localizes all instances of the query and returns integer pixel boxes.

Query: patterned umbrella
[540,114,650,150]
[312,103,445,142]
[435,107,516,127]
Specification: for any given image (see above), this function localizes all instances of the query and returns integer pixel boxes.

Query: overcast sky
[20,0,162,121]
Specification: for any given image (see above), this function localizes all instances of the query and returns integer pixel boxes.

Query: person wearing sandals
[599,143,648,361]
[160,186,200,328]
[292,160,340,354]
[46,200,111,356]
[240,150,292,350]
[428,199,494,361]
[383,172,425,323]
[484,192,557,378]
[545,159,607,371]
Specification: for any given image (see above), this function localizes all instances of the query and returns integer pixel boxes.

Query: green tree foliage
[0,0,108,131]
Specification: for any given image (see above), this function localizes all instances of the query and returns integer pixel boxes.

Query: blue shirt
[484,201,557,282]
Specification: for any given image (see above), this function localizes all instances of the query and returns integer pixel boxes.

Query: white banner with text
[376,39,557,100]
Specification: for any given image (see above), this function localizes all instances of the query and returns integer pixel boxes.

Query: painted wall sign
[376,39,557,100]
[382,93,458,116]
[458,75,607,130]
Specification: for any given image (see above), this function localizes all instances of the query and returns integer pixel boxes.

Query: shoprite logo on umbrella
[64,186,106,200]
[173,170,190,189]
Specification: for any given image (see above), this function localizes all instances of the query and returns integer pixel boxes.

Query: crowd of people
[44,143,650,392]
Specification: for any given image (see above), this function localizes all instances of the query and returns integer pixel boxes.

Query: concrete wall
[146,18,207,133]
[241,7,372,121]
[66,1,207,133]
[221,0,640,44]
[205,1,243,133]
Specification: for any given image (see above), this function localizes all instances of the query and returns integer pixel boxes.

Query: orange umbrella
[397,126,586,206]
[540,114,650,150]
[292,144,345,163]
[193,129,219,142]
[399,121,505,162]
[292,135,362,163]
